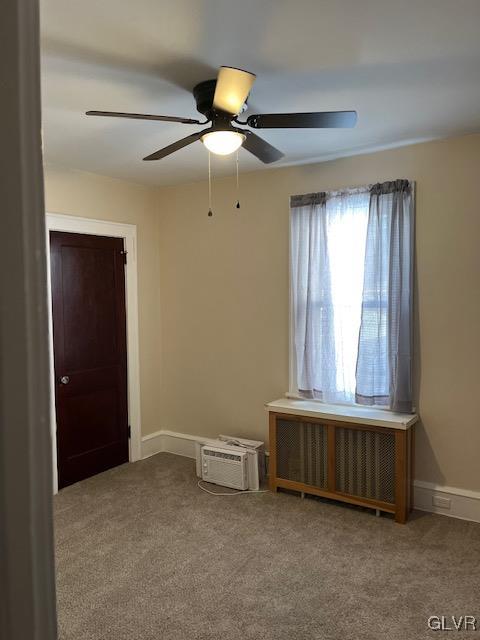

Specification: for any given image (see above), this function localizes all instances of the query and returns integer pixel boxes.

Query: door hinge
[127,425,131,439]
[120,250,128,264]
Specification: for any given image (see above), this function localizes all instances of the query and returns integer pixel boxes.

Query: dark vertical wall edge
[0,0,58,638]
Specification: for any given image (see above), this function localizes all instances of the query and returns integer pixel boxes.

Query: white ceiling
[40,0,480,187]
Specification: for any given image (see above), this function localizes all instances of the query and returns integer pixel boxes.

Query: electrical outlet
[432,494,451,509]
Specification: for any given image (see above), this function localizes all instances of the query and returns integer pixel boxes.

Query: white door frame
[46,213,142,493]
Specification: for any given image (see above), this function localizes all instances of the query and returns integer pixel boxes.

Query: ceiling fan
[86,66,357,164]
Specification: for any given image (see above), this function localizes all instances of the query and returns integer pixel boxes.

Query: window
[290,181,414,413]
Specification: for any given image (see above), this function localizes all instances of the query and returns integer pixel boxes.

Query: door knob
[60,376,70,385]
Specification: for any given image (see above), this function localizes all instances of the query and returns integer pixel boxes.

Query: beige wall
[43,135,480,493]
[44,166,161,436]
[157,134,480,492]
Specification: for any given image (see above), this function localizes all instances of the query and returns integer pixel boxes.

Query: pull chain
[207,151,213,217]
[235,150,240,209]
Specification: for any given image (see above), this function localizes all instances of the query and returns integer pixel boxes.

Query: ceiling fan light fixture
[201,130,245,156]
[212,67,256,115]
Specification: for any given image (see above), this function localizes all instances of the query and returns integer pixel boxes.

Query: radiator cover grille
[335,427,395,503]
[275,419,396,505]
[276,419,328,489]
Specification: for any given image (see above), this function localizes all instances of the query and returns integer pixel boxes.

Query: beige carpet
[54,452,480,640]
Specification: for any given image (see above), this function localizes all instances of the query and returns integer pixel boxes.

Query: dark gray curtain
[355,179,415,412]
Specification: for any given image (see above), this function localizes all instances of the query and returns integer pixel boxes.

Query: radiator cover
[269,411,414,523]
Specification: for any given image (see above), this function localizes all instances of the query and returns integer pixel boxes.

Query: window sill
[265,397,418,430]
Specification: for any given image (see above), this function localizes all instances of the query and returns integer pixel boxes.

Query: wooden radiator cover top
[266,398,418,430]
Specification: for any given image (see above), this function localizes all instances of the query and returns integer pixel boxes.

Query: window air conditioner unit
[195,436,265,491]
[200,445,249,490]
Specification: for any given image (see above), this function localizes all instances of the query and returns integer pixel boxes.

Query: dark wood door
[50,231,129,488]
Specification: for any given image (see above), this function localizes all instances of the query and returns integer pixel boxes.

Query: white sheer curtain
[291,188,369,404]
[291,181,414,411]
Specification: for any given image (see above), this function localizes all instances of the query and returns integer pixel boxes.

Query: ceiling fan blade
[247,111,357,129]
[86,110,202,125]
[143,128,211,161]
[242,131,284,164]
[213,66,256,115]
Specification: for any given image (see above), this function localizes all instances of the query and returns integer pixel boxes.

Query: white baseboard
[413,480,480,523]
[141,429,199,460]
[141,430,480,523]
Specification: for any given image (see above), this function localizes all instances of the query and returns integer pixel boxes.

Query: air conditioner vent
[203,449,242,462]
